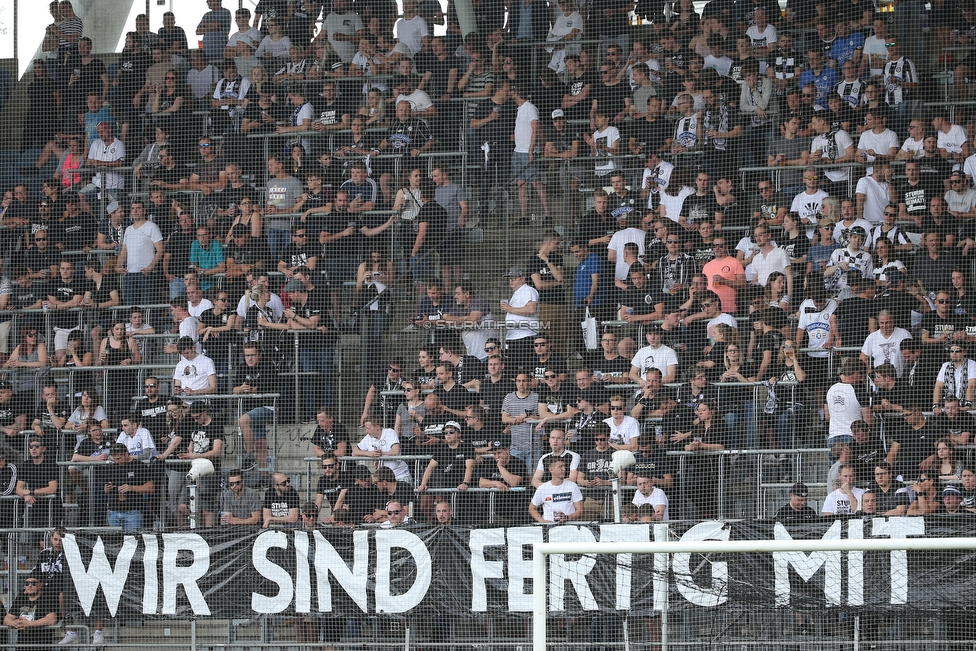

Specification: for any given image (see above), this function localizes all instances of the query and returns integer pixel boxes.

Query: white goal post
[532,536,976,651]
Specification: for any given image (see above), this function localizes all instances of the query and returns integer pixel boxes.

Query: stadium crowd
[3,0,976,554]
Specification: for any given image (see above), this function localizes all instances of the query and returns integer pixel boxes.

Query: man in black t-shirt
[370,466,415,522]
[16,436,61,528]
[283,279,335,419]
[101,443,154,531]
[234,342,279,472]
[314,452,348,520]
[46,260,92,360]
[262,472,300,528]
[418,421,475,519]
[537,373,580,431]
[310,407,350,457]
[4,575,58,647]
[774,483,817,521]
[174,401,224,527]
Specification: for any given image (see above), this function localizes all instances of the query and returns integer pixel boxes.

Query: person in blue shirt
[188,226,225,292]
[830,20,865,69]
[799,50,839,105]
[571,240,607,355]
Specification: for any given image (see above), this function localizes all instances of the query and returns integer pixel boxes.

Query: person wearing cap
[476,438,524,521]
[543,108,583,224]
[172,336,217,403]
[100,442,154,531]
[78,121,125,208]
[859,309,912,378]
[171,400,224,527]
[16,435,61,527]
[417,419,475,519]
[500,266,540,371]
[825,358,873,445]
[775,483,817,521]
[824,224,873,296]
[574,422,616,518]
[941,484,968,515]
[281,272,336,417]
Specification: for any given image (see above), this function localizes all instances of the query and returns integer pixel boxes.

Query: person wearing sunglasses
[4,571,58,648]
[219,468,261,526]
[313,452,347,523]
[16,435,61,527]
[262,471,300,529]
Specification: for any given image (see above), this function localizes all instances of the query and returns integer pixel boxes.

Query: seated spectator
[263,472,300,528]
[631,473,669,521]
[220,468,262,525]
[16,436,61,527]
[529,457,583,523]
[64,387,109,433]
[476,439,525,524]
[3,573,58,648]
[775,482,817,521]
[68,421,111,496]
[822,464,866,516]
[907,473,940,515]
[30,383,69,444]
[353,412,411,482]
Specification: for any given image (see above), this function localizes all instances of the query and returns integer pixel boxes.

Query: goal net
[532,521,976,651]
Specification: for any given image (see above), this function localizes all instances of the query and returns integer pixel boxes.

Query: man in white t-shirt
[511,85,551,221]
[224,8,262,77]
[860,310,912,377]
[393,1,429,56]
[631,474,669,520]
[352,413,411,482]
[584,111,619,179]
[500,267,540,371]
[855,108,899,163]
[822,464,866,516]
[855,161,896,224]
[933,112,970,166]
[790,167,831,235]
[323,0,364,63]
[115,199,163,306]
[532,429,581,487]
[825,358,873,444]
[173,337,217,402]
[529,457,584,523]
[629,325,679,384]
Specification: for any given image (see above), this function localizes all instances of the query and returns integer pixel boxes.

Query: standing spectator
[510,85,552,224]
[233,342,278,472]
[527,231,567,354]
[15,436,61,528]
[197,0,233,63]
[101,443,154,530]
[431,167,468,290]
[188,226,225,292]
[323,0,365,64]
[499,267,540,371]
[570,241,607,352]
[860,311,912,378]
[265,154,303,261]
[826,358,873,445]
[80,121,125,209]
[115,199,163,305]
[210,60,250,133]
